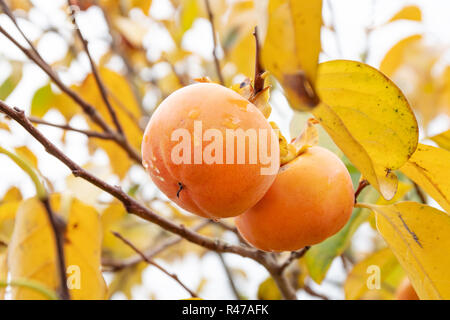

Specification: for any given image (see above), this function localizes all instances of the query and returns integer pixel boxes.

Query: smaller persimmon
[235,146,354,252]
[395,278,419,300]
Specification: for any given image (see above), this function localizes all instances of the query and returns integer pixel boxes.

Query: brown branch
[252,26,265,95]
[68,2,125,135]
[204,0,224,85]
[97,2,146,115]
[102,220,210,271]
[0,100,299,300]
[216,253,241,300]
[279,246,311,272]
[41,197,70,300]
[0,0,44,61]
[0,4,141,163]
[112,231,198,298]
[29,116,114,139]
[303,283,330,300]
[354,179,369,203]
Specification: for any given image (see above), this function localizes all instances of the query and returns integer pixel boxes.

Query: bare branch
[0,3,141,163]
[354,179,369,203]
[303,283,330,300]
[252,26,265,95]
[68,2,125,135]
[29,116,114,139]
[279,246,311,272]
[41,197,70,300]
[204,0,224,85]
[112,231,198,298]
[102,220,210,270]
[217,253,241,300]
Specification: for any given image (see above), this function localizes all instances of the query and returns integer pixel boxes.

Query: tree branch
[252,26,265,95]
[217,253,241,300]
[68,2,125,135]
[354,179,369,203]
[204,0,224,85]
[102,220,210,271]
[112,231,198,298]
[0,3,141,163]
[29,116,114,139]
[41,197,70,300]
[279,246,310,272]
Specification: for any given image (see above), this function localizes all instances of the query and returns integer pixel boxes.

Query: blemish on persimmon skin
[229,98,250,112]
[176,182,184,198]
[222,113,241,129]
[188,108,201,119]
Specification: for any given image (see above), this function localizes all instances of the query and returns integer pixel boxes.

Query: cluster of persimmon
[142,83,355,252]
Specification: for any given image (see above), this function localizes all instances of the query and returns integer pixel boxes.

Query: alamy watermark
[169,120,279,175]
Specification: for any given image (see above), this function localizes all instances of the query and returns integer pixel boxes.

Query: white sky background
[0,0,449,300]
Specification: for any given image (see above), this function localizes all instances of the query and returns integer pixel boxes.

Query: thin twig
[354,179,369,203]
[29,116,114,139]
[326,0,343,57]
[204,0,224,85]
[0,3,141,163]
[68,2,125,135]
[303,283,330,300]
[279,246,311,272]
[41,197,70,300]
[252,26,265,95]
[0,0,44,61]
[102,220,210,271]
[217,253,241,300]
[112,231,198,298]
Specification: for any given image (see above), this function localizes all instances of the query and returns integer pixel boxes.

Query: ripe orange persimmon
[141,83,279,219]
[235,146,354,252]
[395,278,419,300]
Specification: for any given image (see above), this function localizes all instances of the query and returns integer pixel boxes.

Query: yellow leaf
[101,202,158,259]
[345,248,405,300]
[388,5,422,23]
[108,261,147,299]
[8,196,106,299]
[129,0,152,14]
[77,68,142,178]
[2,186,22,203]
[6,0,32,11]
[0,201,20,246]
[0,251,7,299]
[14,146,38,169]
[363,202,450,300]
[0,121,10,132]
[257,276,282,300]
[314,60,419,200]
[379,34,422,77]
[429,130,450,151]
[262,0,322,110]
[113,17,148,48]
[400,144,450,213]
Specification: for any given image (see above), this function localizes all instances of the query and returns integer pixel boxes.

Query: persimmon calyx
[278,118,320,166]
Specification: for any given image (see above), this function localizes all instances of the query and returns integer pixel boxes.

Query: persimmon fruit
[142,83,279,219]
[395,278,419,300]
[235,146,354,252]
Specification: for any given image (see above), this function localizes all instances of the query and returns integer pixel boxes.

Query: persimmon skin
[235,146,354,252]
[395,278,419,300]
[141,83,279,219]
